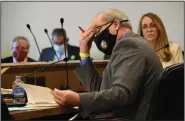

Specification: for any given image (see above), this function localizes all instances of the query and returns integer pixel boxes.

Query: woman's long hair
[138,13,172,62]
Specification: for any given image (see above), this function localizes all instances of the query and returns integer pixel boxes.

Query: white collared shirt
[160,42,184,68]
[53,50,68,61]
[13,57,28,63]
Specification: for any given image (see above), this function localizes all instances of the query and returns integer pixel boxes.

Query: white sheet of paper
[26,103,59,107]
[8,107,35,111]
[15,83,56,104]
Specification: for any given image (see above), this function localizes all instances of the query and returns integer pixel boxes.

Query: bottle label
[12,87,26,104]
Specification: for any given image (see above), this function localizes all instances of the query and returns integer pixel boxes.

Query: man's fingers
[83,27,92,32]
[53,97,63,105]
[54,98,65,106]
[51,90,55,96]
[51,90,62,101]
[81,27,94,40]
[54,88,66,97]
[85,31,94,42]
[54,88,62,95]
[51,90,65,105]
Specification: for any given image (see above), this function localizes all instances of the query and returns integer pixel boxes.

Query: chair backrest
[182,51,184,57]
[147,63,184,120]
[1,99,13,120]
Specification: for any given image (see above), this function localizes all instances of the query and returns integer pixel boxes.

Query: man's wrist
[79,49,89,54]
[80,56,90,66]
[74,92,80,106]
[81,57,88,61]
[79,52,90,59]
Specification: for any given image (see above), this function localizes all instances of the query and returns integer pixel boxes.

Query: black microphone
[156,44,169,52]
[26,24,43,61]
[60,18,70,89]
[60,18,66,58]
[44,29,60,61]
[60,18,64,27]
[21,57,69,80]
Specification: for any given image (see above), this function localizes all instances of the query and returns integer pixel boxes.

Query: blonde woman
[138,13,184,68]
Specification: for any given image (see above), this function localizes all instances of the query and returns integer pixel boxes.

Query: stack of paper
[15,83,56,104]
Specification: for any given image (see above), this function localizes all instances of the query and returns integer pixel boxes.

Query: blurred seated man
[1,36,36,63]
[39,28,80,61]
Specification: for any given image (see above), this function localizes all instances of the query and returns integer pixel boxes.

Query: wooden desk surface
[1,60,108,90]
[1,60,108,68]
[9,104,78,120]
[3,61,107,120]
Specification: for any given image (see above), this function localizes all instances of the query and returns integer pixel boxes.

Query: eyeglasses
[93,22,112,36]
[12,46,28,50]
[93,19,129,36]
[142,23,157,31]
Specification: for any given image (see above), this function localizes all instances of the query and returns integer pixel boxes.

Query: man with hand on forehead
[51,9,163,120]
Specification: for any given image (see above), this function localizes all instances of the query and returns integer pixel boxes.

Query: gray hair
[11,36,30,49]
[96,9,132,30]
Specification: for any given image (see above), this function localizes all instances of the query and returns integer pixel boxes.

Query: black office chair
[182,51,184,57]
[147,63,184,120]
[1,99,13,120]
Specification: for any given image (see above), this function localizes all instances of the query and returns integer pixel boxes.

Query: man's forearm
[74,58,102,92]
[78,85,131,118]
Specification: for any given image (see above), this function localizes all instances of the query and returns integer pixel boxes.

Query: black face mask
[93,23,118,55]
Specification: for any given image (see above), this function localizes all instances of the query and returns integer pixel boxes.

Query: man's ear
[51,38,55,44]
[114,20,121,31]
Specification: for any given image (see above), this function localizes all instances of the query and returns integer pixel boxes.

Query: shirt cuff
[80,56,90,66]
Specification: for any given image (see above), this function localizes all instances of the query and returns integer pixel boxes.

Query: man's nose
[55,41,61,45]
[16,47,23,50]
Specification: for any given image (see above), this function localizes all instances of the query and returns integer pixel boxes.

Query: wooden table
[3,60,108,120]
[9,104,78,120]
[2,60,108,90]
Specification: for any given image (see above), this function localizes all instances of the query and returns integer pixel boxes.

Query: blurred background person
[1,36,36,63]
[138,13,184,68]
[40,28,80,61]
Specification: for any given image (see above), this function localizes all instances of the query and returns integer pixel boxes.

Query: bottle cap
[16,76,21,79]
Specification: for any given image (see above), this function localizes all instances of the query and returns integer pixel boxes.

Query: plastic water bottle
[12,76,26,104]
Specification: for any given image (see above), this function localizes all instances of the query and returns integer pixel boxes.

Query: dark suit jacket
[39,44,80,61]
[74,32,163,120]
[1,56,36,63]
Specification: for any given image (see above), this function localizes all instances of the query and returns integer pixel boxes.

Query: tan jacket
[160,42,184,68]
